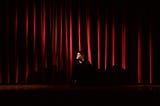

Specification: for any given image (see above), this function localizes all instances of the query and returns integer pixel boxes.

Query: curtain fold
[0,0,155,84]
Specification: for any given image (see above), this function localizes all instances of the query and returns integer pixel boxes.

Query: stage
[0,85,158,105]
[0,84,156,90]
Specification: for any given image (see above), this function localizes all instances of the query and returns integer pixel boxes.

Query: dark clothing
[72,60,95,85]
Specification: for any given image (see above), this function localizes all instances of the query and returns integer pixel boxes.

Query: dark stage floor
[0,85,159,105]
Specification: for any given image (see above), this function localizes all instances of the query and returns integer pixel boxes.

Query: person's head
[76,51,85,61]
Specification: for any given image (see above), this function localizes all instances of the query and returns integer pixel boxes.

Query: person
[71,51,94,85]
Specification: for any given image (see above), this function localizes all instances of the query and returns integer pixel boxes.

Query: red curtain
[0,0,155,84]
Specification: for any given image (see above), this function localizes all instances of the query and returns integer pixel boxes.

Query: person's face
[76,52,83,60]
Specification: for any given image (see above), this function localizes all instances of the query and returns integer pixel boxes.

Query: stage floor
[0,84,156,90]
[0,85,158,105]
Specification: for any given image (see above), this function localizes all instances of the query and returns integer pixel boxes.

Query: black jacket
[71,60,95,85]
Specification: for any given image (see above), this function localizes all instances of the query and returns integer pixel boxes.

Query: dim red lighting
[86,10,92,64]
[25,58,29,82]
[26,7,28,47]
[15,7,19,83]
[122,23,126,70]
[55,8,58,72]
[112,19,115,66]
[42,3,47,68]
[49,5,52,36]
[0,0,155,85]
[41,1,47,81]
[149,32,152,84]
[105,21,108,71]
[6,7,10,84]
[15,59,19,83]
[138,28,141,83]
[25,4,29,82]
[51,7,55,68]
[70,6,73,78]
[60,5,63,71]
[97,14,100,69]
[51,6,55,81]
[78,7,81,51]
[33,2,38,72]
[65,8,69,81]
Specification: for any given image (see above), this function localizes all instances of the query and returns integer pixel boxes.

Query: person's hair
[77,51,85,58]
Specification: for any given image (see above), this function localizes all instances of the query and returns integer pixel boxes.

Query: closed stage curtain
[0,0,158,84]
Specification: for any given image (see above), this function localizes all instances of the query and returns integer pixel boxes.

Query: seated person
[71,51,95,85]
